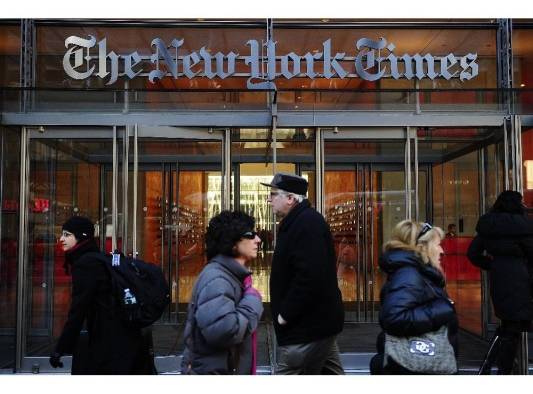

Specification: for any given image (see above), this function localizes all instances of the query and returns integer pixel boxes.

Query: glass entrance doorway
[22,126,223,365]
[322,133,408,322]
[325,164,406,322]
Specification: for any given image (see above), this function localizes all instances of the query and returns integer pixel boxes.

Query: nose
[255,235,261,243]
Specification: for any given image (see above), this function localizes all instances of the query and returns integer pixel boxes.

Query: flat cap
[260,172,308,195]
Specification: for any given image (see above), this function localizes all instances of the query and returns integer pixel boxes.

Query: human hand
[277,314,287,325]
[49,352,64,368]
[244,286,262,300]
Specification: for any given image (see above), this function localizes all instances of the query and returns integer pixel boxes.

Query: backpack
[88,251,170,328]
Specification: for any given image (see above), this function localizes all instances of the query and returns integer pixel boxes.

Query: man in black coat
[49,216,154,374]
[262,173,344,374]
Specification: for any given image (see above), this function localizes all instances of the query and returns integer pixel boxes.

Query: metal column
[405,127,412,219]
[497,19,513,115]
[315,128,324,215]
[222,128,231,211]
[15,127,30,371]
[122,126,129,254]
[513,114,528,374]
[132,124,138,256]
[112,126,118,252]
[19,19,35,113]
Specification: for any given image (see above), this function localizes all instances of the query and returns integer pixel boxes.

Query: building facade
[1,18,533,373]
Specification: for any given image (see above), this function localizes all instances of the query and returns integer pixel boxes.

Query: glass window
[513,27,533,113]
[418,127,503,335]
[25,131,118,357]
[522,127,533,209]
[324,139,406,323]
[0,126,20,371]
[0,23,20,87]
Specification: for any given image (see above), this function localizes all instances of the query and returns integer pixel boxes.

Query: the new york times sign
[63,35,479,89]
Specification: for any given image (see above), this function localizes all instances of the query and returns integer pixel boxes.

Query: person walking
[370,220,458,374]
[467,190,533,374]
[181,210,264,374]
[49,216,154,374]
[262,172,344,374]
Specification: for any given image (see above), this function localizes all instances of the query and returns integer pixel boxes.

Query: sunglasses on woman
[241,231,259,240]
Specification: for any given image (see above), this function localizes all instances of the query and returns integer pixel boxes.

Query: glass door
[24,127,119,368]
[131,128,224,358]
[132,164,222,323]
[325,164,406,322]
[20,126,224,371]
[322,130,408,323]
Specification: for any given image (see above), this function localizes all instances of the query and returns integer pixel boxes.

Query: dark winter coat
[181,254,263,375]
[55,239,153,374]
[467,212,533,321]
[269,199,344,346]
[375,250,458,373]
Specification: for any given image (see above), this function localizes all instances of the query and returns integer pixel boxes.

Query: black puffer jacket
[55,239,153,374]
[270,199,344,346]
[377,250,458,357]
[467,212,533,321]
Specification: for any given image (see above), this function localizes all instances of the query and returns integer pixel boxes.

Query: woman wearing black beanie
[49,216,153,374]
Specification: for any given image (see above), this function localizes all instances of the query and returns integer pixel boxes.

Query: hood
[379,249,445,286]
[476,212,533,238]
[379,249,422,273]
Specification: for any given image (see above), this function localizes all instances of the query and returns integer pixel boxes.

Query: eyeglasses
[417,223,433,241]
[61,230,74,238]
[241,231,258,240]
[269,191,288,198]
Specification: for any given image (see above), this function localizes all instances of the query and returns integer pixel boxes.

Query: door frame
[319,127,412,218]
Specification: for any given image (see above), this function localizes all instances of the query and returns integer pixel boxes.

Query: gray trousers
[275,335,344,375]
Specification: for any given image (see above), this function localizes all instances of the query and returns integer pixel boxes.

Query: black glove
[49,352,64,368]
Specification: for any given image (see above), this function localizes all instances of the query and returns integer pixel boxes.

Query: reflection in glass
[26,136,114,356]
[0,127,20,369]
[132,139,223,322]
[324,138,406,322]
[418,128,497,335]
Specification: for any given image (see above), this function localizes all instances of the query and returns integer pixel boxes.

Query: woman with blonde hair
[370,220,458,374]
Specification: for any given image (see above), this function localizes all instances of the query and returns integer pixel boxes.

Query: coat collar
[278,199,311,232]
[209,254,251,282]
[64,238,101,274]
[379,249,446,287]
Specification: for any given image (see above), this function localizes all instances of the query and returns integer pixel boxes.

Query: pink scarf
[243,274,258,374]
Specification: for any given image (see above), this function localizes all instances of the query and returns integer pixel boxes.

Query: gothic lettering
[63,35,479,88]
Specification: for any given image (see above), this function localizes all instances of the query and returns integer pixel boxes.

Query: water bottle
[123,288,137,305]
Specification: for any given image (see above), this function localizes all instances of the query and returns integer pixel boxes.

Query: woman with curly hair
[181,210,264,374]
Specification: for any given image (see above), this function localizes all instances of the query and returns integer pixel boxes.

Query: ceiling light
[521,83,526,87]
